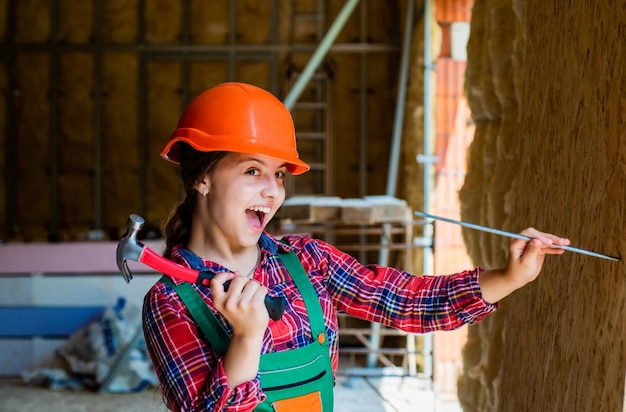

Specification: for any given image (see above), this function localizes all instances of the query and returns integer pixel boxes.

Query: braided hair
[162,143,227,259]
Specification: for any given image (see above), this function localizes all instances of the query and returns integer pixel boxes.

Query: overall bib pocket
[271,391,322,411]
[258,349,333,412]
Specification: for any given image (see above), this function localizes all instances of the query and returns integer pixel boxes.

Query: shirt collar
[260,232,295,255]
[172,231,295,267]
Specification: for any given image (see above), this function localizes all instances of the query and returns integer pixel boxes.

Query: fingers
[211,272,267,303]
[517,227,570,255]
[502,227,570,290]
[210,271,269,324]
[235,278,269,310]
[519,227,570,246]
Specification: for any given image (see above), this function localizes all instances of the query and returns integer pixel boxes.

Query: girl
[142,82,570,411]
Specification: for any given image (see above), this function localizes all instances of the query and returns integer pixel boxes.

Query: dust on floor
[0,379,167,412]
[0,376,462,412]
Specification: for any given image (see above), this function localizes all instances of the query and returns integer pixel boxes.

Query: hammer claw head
[120,260,133,283]
[116,214,146,283]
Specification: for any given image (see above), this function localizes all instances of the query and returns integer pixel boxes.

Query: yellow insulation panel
[458,1,626,410]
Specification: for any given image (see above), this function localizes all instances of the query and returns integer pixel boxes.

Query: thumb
[522,238,543,258]
[210,271,235,298]
[517,238,547,274]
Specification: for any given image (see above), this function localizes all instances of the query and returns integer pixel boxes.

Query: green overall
[160,250,334,411]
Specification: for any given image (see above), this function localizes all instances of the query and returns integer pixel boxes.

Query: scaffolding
[2,0,436,385]
[280,0,436,383]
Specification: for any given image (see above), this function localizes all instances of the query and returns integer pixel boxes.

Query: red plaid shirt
[143,232,497,411]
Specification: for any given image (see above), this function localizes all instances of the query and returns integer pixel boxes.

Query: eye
[245,168,260,176]
[275,170,286,179]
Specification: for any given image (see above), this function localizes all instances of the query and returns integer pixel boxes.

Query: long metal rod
[415,211,620,262]
[386,0,415,197]
[421,0,435,386]
[283,0,361,110]
[372,0,416,373]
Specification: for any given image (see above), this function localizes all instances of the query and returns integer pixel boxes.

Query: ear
[194,176,210,197]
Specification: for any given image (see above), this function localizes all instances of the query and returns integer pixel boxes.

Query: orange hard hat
[161,82,310,175]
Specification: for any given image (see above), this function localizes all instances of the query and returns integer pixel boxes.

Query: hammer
[116,214,286,321]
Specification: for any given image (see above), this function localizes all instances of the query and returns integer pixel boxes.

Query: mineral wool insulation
[457,1,626,411]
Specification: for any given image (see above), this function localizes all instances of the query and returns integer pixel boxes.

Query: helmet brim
[161,134,310,176]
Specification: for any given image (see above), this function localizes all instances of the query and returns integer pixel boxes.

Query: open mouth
[246,206,270,228]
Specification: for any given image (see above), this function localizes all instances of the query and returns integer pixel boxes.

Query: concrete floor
[335,374,462,412]
[0,374,462,412]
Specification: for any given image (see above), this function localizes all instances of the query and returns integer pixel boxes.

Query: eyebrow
[240,156,287,170]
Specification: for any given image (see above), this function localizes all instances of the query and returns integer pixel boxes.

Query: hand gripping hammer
[116,214,286,321]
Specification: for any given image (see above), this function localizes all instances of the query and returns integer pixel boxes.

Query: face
[198,152,287,249]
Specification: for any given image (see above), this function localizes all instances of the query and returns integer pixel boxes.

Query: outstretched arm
[478,228,570,303]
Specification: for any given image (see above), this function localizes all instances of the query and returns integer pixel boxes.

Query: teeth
[248,206,271,214]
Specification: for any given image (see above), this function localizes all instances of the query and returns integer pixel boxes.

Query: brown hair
[162,143,227,259]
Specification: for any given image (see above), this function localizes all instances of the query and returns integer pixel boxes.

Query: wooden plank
[0,307,104,337]
[31,275,160,306]
[0,240,165,274]
[0,277,33,305]
[341,196,409,224]
[279,196,342,223]
[340,199,373,223]
[0,274,159,306]
[365,196,410,223]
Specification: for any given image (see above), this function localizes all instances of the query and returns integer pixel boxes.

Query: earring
[203,189,208,197]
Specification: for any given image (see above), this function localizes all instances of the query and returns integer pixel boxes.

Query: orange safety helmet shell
[161,82,310,175]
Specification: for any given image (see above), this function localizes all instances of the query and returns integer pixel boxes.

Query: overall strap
[160,249,325,355]
[160,276,230,356]
[277,251,326,340]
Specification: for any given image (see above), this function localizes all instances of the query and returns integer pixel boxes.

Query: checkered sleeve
[296,238,498,333]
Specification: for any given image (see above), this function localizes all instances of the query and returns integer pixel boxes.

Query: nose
[261,175,282,199]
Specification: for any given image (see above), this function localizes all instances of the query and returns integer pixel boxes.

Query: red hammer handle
[139,247,285,321]
[140,247,200,283]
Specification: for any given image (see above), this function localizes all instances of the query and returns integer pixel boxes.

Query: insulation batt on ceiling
[4,0,402,241]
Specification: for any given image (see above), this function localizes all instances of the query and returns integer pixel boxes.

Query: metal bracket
[412,237,433,248]
[416,154,439,164]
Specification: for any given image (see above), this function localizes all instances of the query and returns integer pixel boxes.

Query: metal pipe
[386,0,415,197]
[421,0,435,386]
[283,0,362,110]
[371,0,416,372]
[360,0,377,369]
[422,0,435,256]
